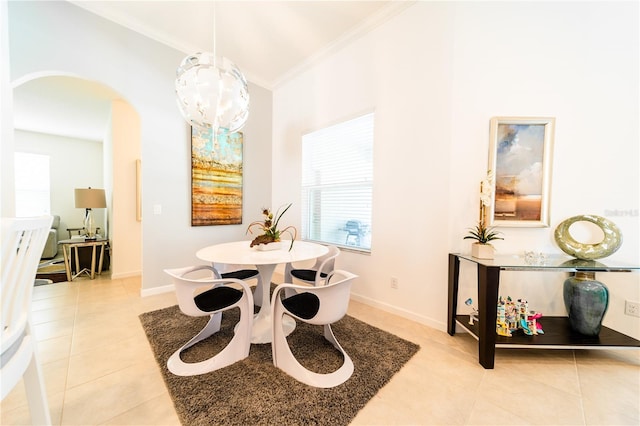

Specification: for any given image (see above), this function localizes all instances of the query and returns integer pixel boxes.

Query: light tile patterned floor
[2,273,639,425]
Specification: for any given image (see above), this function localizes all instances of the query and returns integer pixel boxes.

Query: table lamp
[74,188,106,239]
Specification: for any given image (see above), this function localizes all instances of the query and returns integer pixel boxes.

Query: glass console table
[447,253,640,369]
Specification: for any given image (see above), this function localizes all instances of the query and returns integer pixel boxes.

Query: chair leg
[167,296,252,376]
[213,294,253,366]
[324,324,351,361]
[1,328,52,425]
[167,313,222,376]
[23,353,52,425]
[319,324,354,387]
[183,312,222,351]
[272,304,354,388]
[271,302,296,370]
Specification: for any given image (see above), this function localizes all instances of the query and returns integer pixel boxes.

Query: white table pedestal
[247,263,295,344]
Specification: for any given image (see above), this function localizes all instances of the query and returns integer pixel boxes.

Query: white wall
[6,1,273,293]
[273,1,456,330]
[273,1,639,338]
[110,100,141,278]
[1,0,15,217]
[449,1,639,339]
[13,130,105,234]
[142,81,272,295]
[6,1,638,339]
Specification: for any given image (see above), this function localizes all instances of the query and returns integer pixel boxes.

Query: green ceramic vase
[563,272,609,336]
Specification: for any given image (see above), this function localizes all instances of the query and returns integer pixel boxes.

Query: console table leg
[90,245,97,279]
[447,254,460,336]
[478,264,500,369]
[97,244,105,275]
[73,246,81,277]
[62,245,72,282]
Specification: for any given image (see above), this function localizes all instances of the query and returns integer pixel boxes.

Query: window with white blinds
[14,152,51,217]
[301,112,373,251]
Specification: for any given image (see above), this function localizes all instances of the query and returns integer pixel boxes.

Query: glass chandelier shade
[175,53,250,134]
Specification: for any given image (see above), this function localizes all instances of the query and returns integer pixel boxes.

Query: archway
[12,72,142,278]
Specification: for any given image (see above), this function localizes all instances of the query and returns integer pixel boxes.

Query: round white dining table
[196,240,329,344]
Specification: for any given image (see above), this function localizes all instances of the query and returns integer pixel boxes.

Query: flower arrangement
[464,171,504,245]
[246,203,297,250]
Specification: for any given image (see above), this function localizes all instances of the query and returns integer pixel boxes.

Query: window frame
[14,152,51,217]
[300,112,374,253]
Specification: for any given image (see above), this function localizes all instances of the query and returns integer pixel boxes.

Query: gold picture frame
[488,117,555,228]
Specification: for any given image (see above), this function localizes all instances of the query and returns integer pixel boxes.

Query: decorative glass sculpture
[175,53,249,134]
[524,251,546,265]
[554,214,622,260]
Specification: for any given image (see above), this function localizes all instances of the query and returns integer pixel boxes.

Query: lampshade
[74,188,107,209]
[175,53,250,134]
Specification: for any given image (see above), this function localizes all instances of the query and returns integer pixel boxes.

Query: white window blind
[301,112,373,251]
[14,152,51,217]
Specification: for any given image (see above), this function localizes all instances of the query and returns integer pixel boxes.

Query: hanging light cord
[212,1,217,64]
[174,0,249,132]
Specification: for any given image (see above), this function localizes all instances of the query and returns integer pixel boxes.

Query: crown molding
[271,1,416,90]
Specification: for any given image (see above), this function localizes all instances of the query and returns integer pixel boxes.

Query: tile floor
[2,273,639,425]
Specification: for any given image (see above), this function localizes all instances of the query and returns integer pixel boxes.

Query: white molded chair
[1,216,53,425]
[283,245,340,299]
[271,269,357,388]
[284,245,340,287]
[211,262,264,307]
[164,265,254,376]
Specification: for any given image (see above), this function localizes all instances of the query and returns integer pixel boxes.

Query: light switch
[153,204,162,215]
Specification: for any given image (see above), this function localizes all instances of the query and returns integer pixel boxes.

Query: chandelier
[174,3,249,135]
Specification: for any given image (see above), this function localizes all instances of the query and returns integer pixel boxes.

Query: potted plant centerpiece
[247,203,297,251]
[464,171,503,259]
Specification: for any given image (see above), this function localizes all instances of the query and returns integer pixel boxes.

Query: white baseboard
[140,284,174,298]
[110,270,141,279]
[350,292,447,333]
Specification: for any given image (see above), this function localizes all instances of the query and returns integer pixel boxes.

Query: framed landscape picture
[191,128,243,226]
[487,117,555,227]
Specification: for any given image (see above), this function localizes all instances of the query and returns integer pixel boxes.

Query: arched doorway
[12,72,142,278]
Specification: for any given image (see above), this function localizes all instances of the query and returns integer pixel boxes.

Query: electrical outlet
[625,300,640,317]
[390,277,399,289]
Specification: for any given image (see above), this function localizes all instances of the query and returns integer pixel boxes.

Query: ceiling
[71,0,409,89]
[13,75,119,142]
[12,1,411,141]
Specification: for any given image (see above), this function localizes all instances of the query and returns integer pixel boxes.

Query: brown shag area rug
[140,303,419,426]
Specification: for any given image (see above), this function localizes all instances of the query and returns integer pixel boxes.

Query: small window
[301,113,373,252]
[14,152,50,217]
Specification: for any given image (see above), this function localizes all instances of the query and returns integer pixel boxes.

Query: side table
[58,238,109,281]
[448,253,640,369]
